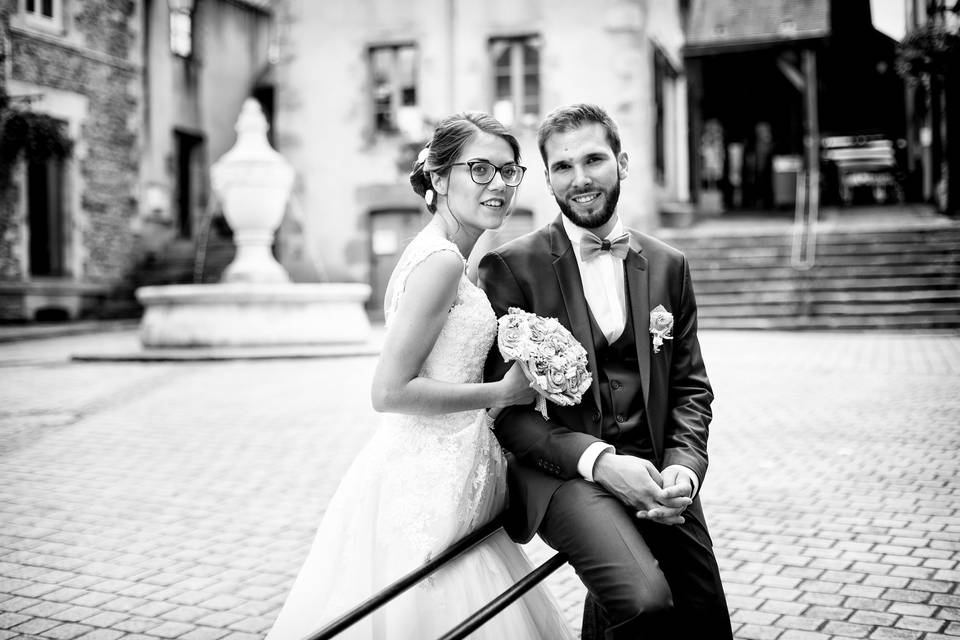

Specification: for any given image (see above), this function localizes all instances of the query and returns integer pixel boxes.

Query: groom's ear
[617,151,629,181]
[544,170,555,197]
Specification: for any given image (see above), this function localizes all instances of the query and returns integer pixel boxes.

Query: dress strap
[384,233,466,324]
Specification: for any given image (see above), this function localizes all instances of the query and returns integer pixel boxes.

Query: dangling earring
[425,189,435,206]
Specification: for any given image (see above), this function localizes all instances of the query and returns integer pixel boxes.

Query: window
[170,8,193,58]
[490,36,541,128]
[369,44,418,134]
[22,0,63,31]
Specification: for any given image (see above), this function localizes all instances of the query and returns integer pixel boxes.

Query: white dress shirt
[562,216,700,497]
[561,215,627,344]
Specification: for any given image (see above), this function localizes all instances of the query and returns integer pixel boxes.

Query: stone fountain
[135,99,371,348]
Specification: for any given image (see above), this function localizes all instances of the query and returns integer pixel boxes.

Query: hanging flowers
[0,90,73,189]
[895,21,960,81]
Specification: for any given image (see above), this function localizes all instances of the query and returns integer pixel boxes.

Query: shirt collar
[561,214,624,247]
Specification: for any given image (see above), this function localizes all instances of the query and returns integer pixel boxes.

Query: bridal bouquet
[497,307,593,419]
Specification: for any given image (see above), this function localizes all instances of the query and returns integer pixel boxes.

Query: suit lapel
[624,234,651,410]
[549,219,602,414]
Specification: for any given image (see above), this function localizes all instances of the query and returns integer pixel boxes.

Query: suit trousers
[539,479,733,640]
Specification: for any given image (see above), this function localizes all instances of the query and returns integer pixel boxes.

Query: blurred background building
[685,0,958,216]
[271,0,689,318]
[1,0,957,326]
[1,0,272,321]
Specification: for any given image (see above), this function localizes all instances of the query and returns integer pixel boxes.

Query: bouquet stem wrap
[497,307,593,420]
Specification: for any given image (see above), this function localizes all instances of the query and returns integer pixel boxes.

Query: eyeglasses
[450,161,527,187]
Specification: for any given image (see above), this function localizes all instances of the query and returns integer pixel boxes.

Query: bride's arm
[371,250,534,416]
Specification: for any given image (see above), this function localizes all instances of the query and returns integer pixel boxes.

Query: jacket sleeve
[661,255,713,486]
[479,250,602,479]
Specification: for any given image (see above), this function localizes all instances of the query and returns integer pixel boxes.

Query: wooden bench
[821,135,903,205]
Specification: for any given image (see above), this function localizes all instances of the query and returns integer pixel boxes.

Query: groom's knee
[604,574,673,624]
[540,479,675,622]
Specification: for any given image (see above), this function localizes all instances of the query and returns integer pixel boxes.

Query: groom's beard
[556,179,621,231]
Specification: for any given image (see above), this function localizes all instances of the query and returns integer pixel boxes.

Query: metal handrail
[192,194,220,284]
[791,170,806,262]
[791,170,819,271]
[304,518,504,640]
[302,516,569,640]
[437,553,569,640]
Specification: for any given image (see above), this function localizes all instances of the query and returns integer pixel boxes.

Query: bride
[265,112,573,639]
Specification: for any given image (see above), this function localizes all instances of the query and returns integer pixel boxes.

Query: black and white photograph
[1,0,958,638]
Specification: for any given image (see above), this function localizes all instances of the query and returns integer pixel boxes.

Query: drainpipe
[447,0,456,113]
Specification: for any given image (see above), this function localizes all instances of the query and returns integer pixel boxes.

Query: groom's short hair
[537,103,622,165]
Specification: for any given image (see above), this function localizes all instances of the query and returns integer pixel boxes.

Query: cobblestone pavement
[1,330,958,639]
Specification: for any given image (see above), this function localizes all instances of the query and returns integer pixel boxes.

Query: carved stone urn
[135,99,371,349]
[212,98,294,284]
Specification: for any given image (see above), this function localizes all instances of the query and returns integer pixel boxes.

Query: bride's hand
[496,362,538,408]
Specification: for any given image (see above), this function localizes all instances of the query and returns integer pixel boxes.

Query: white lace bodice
[375,228,505,555]
[384,230,497,386]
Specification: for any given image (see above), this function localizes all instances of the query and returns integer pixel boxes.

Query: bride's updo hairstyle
[410,111,520,214]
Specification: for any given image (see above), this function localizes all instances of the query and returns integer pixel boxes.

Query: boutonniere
[649,305,673,354]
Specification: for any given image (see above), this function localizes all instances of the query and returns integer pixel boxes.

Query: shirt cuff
[577,442,615,482]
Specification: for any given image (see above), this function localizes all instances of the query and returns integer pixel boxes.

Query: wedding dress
[265,229,572,640]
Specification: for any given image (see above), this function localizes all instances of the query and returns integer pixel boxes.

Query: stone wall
[0,1,21,283]
[0,1,8,93]
[2,0,141,286]
[0,177,23,282]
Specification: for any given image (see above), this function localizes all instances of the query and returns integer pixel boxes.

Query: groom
[479,104,732,639]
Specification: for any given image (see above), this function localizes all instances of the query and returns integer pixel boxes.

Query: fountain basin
[137,282,372,347]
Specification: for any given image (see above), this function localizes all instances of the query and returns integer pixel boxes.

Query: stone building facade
[1,0,142,320]
[2,0,688,321]
[139,0,272,256]
[272,0,690,316]
[0,0,272,321]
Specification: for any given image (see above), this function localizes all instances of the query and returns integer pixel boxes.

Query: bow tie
[580,232,630,261]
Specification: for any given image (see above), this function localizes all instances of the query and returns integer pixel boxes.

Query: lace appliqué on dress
[378,231,505,558]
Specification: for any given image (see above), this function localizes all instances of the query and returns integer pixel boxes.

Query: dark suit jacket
[478,215,714,543]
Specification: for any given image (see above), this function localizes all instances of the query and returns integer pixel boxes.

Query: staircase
[658,220,960,330]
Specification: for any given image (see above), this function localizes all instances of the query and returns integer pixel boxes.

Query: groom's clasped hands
[593,453,694,526]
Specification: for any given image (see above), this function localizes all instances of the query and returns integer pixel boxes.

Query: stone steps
[700,313,960,330]
[692,275,958,292]
[663,220,960,330]
[688,249,960,269]
[699,289,960,306]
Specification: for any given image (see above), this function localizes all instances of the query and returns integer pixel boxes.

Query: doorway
[368,208,426,319]
[27,158,67,277]
[174,130,205,239]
